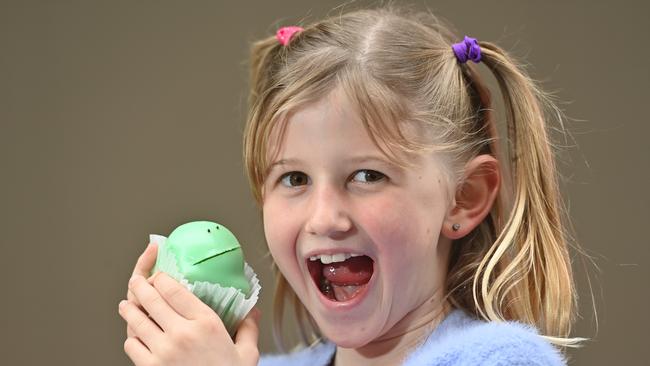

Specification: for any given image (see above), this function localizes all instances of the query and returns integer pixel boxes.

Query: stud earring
[452,223,461,231]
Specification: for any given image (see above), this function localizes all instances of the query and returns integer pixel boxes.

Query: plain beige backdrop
[1,0,648,365]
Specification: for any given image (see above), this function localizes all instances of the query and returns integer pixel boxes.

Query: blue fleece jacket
[260,309,566,365]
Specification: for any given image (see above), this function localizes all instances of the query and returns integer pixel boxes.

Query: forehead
[266,88,401,164]
[291,92,371,144]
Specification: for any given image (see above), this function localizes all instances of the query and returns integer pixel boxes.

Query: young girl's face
[262,87,454,348]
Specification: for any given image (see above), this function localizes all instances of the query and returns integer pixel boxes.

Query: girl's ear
[442,154,500,240]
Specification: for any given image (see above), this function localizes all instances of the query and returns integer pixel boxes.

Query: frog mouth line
[192,247,238,265]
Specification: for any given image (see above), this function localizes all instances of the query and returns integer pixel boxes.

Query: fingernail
[119,300,127,308]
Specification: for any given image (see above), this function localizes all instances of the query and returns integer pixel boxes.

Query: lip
[306,257,377,311]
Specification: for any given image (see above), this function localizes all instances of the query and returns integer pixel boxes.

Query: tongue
[331,284,363,302]
[322,256,373,286]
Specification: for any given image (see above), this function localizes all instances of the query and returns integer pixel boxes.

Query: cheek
[361,191,445,268]
[361,197,420,257]
[262,199,301,275]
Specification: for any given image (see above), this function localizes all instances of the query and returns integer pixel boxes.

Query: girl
[119,4,584,365]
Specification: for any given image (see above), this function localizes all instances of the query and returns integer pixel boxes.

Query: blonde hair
[243,3,584,351]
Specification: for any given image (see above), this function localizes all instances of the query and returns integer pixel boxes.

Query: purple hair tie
[452,36,482,63]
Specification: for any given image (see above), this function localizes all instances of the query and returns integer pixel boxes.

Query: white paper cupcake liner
[149,234,261,337]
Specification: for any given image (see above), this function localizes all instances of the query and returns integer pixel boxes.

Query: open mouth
[307,254,374,302]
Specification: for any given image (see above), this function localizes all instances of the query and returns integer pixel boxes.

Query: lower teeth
[320,277,334,299]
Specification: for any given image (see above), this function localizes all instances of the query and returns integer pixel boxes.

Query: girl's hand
[119,272,261,366]
[125,242,159,339]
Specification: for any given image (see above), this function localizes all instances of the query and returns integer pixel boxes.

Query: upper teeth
[309,253,363,264]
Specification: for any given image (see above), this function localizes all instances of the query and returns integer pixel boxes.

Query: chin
[317,321,378,348]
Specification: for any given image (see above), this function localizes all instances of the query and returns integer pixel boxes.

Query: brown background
[1,0,648,365]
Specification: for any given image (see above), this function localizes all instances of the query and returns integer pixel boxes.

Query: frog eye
[216,225,220,230]
[207,228,211,233]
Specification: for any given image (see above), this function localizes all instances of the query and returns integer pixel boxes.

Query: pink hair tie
[276,26,303,46]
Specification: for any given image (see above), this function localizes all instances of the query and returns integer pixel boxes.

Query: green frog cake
[150,221,260,336]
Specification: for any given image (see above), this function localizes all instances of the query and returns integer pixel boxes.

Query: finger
[126,243,158,307]
[152,272,215,320]
[126,302,162,339]
[124,296,141,338]
[127,289,141,308]
[125,292,150,341]
[127,283,157,309]
[235,308,261,357]
[127,287,147,316]
[123,337,152,365]
[132,242,158,278]
[118,300,163,348]
[125,272,158,311]
[125,272,159,317]
[129,275,183,331]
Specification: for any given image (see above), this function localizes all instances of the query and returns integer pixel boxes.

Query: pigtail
[248,36,282,112]
[244,35,283,205]
[468,42,581,346]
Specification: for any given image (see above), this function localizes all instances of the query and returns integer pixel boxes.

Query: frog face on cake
[165,221,251,294]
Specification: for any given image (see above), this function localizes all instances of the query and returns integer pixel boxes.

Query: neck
[333,295,452,366]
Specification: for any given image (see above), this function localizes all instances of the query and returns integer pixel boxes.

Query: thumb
[235,308,261,363]
[249,307,262,323]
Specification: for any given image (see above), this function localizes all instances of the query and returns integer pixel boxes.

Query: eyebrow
[267,155,398,172]
[268,158,300,171]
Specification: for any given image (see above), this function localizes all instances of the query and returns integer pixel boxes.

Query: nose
[304,184,353,238]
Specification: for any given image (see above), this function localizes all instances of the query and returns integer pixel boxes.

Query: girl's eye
[279,171,309,187]
[352,169,386,184]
